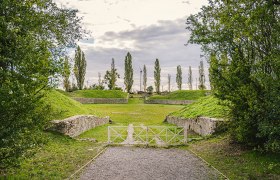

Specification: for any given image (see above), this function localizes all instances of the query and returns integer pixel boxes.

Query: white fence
[108,125,187,146]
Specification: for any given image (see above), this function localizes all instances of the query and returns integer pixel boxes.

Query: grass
[182,135,280,179]
[44,90,90,119]
[171,95,230,119]
[60,89,128,99]
[79,98,184,142]
[5,132,104,179]
[148,90,208,100]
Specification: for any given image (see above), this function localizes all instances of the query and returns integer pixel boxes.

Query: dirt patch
[80,147,220,180]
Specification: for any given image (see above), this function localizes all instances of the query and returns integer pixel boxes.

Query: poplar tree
[63,56,71,92]
[176,65,182,90]
[198,61,206,90]
[168,74,171,92]
[104,58,120,90]
[187,66,193,90]
[143,65,147,92]
[154,59,161,94]
[74,46,87,90]
[124,52,134,93]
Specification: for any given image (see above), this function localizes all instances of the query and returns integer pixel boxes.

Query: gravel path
[79,147,220,180]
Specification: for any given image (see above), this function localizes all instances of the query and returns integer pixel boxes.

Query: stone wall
[145,99,195,105]
[73,97,128,104]
[165,116,225,136]
[50,115,110,137]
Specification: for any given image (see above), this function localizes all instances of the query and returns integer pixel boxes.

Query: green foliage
[198,61,206,90]
[104,58,120,90]
[146,86,154,94]
[62,56,71,92]
[64,90,128,99]
[124,52,134,93]
[74,46,87,90]
[187,0,280,152]
[154,59,161,94]
[149,90,207,100]
[168,74,171,92]
[143,65,147,92]
[0,0,83,168]
[176,65,182,90]
[187,66,193,90]
[171,96,229,119]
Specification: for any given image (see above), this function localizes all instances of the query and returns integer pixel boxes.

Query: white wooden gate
[108,125,187,146]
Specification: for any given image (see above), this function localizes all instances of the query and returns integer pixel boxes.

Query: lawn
[79,98,184,142]
[148,90,208,100]
[183,135,280,180]
[5,132,105,179]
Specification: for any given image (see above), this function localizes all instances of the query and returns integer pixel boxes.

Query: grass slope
[44,90,89,119]
[149,90,208,100]
[185,135,280,179]
[171,96,229,119]
[62,90,128,99]
[6,132,103,179]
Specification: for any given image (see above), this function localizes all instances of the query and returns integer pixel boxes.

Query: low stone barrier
[50,115,110,137]
[73,97,128,104]
[145,99,195,105]
[165,116,225,136]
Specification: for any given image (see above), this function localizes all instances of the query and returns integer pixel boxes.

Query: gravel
[79,147,220,180]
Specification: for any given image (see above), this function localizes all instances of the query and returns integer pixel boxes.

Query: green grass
[183,135,280,179]
[5,132,104,179]
[79,98,184,142]
[44,90,90,119]
[149,90,208,100]
[171,96,229,119]
[61,90,128,99]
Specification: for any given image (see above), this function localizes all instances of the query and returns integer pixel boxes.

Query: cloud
[77,17,210,91]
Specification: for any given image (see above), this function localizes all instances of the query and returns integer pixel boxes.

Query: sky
[55,0,209,91]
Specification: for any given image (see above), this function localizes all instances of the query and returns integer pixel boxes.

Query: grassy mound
[171,96,229,119]
[44,90,89,119]
[62,90,128,99]
[149,90,208,100]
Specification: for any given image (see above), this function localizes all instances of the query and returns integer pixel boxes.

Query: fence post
[184,125,188,144]
[108,126,111,144]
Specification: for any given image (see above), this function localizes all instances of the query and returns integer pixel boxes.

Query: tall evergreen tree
[187,66,193,90]
[168,74,171,92]
[143,65,147,92]
[176,65,182,90]
[104,58,120,90]
[124,52,134,93]
[198,61,206,90]
[63,56,71,92]
[74,46,87,90]
[154,59,161,94]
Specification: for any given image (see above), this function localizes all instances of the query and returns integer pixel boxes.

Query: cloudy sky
[56,0,209,91]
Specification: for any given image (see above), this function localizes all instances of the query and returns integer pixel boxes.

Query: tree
[143,65,147,92]
[168,74,171,92]
[63,56,71,92]
[124,52,134,93]
[187,0,280,152]
[147,86,154,94]
[0,0,83,168]
[187,66,193,90]
[104,58,120,90]
[154,59,161,94]
[198,61,206,90]
[176,65,182,90]
[74,46,87,90]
